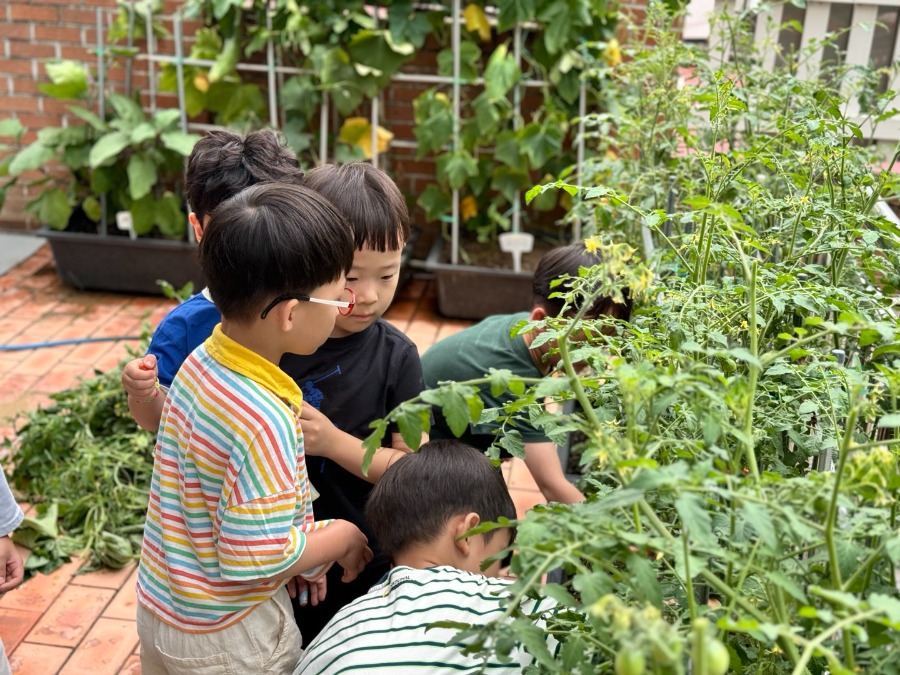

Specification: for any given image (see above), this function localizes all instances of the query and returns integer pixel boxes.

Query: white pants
[137,587,302,675]
[0,638,11,675]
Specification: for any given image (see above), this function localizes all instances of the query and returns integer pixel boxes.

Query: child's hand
[299,404,338,456]
[0,535,24,594]
[122,355,159,400]
[288,575,328,607]
[335,521,373,583]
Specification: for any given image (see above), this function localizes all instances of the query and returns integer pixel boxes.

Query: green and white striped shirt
[295,565,558,674]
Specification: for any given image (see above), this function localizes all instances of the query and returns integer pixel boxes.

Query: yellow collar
[205,324,303,412]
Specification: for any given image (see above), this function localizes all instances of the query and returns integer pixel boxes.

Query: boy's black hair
[185,129,304,224]
[200,183,354,323]
[532,242,633,321]
[365,439,516,561]
[301,163,409,252]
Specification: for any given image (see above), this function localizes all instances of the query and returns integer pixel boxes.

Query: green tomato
[704,639,730,675]
[615,649,647,675]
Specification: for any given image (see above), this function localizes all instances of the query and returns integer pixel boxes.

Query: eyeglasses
[260,287,356,320]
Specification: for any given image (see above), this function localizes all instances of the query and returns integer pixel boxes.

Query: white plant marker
[499,232,534,273]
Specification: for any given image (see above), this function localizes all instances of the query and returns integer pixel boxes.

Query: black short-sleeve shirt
[280,317,425,644]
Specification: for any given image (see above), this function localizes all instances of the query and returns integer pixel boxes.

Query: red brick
[0,24,32,41]
[0,558,81,614]
[7,643,72,675]
[30,361,95,394]
[40,98,78,115]
[59,8,99,24]
[10,5,59,21]
[25,584,115,647]
[59,45,93,60]
[59,618,139,675]
[11,345,69,378]
[9,43,57,59]
[34,26,82,43]
[0,608,41,653]
[0,59,36,76]
[10,78,45,95]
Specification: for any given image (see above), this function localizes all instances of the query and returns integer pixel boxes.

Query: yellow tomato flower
[603,38,622,67]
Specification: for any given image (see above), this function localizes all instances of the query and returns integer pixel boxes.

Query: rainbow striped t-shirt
[136,324,327,632]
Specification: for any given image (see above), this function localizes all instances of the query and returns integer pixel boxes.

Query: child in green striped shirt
[296,439,559,674]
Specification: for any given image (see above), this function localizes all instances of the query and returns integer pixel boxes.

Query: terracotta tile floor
[0,244,546,675]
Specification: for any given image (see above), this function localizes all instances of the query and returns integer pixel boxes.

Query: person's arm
[0,475,25,594]
[300,405,410,482]
[269,519,372,584]
[123,354,166,432]
[523,441,584,504]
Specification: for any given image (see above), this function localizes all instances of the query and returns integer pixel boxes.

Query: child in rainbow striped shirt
[135,182,372,674]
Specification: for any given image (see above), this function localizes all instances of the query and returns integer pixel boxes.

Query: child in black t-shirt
[280,162,427,645]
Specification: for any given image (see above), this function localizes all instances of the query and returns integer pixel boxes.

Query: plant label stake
[116,210,138,241]
[499,232,534,273]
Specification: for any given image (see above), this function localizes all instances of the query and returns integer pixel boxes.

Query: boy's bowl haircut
[365,439,516,561]
[200,183,355,323]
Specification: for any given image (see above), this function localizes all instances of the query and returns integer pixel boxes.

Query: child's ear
[529,306,547,322]
[271,300,301,332]
[189,213,203,242]
[453,512,482,556]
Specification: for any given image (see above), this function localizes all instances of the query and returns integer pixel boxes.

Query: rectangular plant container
[42,229,205,296]
[423,238,534,320]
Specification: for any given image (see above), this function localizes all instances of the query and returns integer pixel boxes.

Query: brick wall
[0,2,649,234]
[0,0,187,229]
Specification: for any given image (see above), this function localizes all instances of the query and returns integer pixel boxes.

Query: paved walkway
[0,244,546,674]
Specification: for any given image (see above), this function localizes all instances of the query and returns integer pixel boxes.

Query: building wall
[0,1,648,232]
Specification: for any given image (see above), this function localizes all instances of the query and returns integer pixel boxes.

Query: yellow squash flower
[338,117,394,159]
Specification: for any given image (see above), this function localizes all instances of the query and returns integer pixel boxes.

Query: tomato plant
[367,3,900,672]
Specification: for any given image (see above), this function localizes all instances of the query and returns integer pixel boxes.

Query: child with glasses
[123,151,426,642]
[282,162,427,646]
[296,439,560,674]
[422,243,633,505]
[122,129,305,431]
[135,183,373,674]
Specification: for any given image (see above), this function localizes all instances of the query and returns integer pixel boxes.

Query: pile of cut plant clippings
[3,356,154,576]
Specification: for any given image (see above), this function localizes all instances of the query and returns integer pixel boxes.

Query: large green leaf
[9,142,55,175]
[387,2,435,49]
[155,191,186,239]
[496,0,537,31]
[519,121,564,169]
[107,93,146,128]
[483,44,520,100]
[0,118,25,139]
[437,150,478,191]
[127,153,157,201]
[347,29,415,84]
[28,188,72,230]
[130,122,157,146]
[89,131,130,168]
[417,183,451,222]
[160,131,200,157]
[209,34,240,83]
[413,92,453,156]
[130,194,155,236]
[436,41,481,82]
[38,60,90,100]
[66,106,107,131]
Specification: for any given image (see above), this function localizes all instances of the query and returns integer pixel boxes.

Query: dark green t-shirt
[421,311,548,444]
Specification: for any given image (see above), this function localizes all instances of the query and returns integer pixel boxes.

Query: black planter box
[41,229,205,296]
[423,238,533,320]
